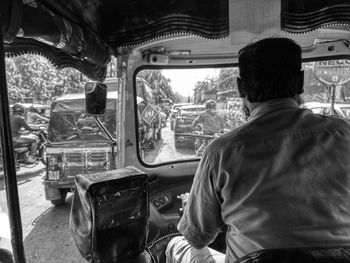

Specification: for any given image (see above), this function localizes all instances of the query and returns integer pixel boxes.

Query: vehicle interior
[2,0,350,263]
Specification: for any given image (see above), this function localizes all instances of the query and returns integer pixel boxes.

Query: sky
[161,68,220,96]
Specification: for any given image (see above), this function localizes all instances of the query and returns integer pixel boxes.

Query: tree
[217,68,238,92]
[5,57,23,103]
[5,54,90,103]
[138,70,175,100]
[194,76,218,104]
[106,56,118,78]
[173,92,187,103]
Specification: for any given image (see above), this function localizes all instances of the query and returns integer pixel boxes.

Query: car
[302,102,350,119]
[173,105,205,149]
[173,103,192,110]
[169,103,194,130]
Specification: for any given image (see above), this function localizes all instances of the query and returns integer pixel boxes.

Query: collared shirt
[178,98,350,262]
[27,112,48,125]
[192,110,225,134]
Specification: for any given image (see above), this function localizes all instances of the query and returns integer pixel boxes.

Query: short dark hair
[238,38,302,102]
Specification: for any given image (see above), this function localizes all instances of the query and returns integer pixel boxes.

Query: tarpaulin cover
[48,96,117,143]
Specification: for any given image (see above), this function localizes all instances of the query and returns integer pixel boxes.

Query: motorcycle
[193,131,221,156]
[0,127,48,170]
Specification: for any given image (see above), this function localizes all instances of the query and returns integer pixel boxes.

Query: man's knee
[166,236,189,263]
[166,236,225,263]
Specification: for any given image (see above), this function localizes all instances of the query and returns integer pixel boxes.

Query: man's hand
[177,193,190,214]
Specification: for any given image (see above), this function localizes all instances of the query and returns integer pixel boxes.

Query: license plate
[48,171,60,180]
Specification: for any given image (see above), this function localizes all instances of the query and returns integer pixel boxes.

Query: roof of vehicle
[180,105,206,110]
[12,103,50,109]
[4,0,350,80]
[173,103,193,108]
[55,91,118,102]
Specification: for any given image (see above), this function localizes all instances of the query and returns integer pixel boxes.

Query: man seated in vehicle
[27,106,49,125]
[10,103,42,163]
[192,100,225,135]
[166,38,350,263]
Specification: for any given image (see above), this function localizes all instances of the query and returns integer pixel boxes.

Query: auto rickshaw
[1,1,350,263]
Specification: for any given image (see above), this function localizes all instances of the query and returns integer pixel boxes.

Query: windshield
[48,95,117,143]
[137,60,350,165]
[340,107,350,118]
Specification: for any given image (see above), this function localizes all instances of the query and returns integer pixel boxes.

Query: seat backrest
[70,167,149,263]
[235,247,350,263]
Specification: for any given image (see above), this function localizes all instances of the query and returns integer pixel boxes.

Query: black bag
[70,166,149,263]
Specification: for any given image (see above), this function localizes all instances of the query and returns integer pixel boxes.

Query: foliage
[106,56,118,78]
[194,68,239,104]
[6,54,91,104]
[193,65,350,104]
[138,70,175,101]
[173,92,188,103]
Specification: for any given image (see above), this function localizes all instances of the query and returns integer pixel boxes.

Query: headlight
[177,119,185,123]
[49,155,58,166]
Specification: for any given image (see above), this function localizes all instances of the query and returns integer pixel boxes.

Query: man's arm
[177,150,223,249]
[192,114,202,128]
[20,117,40,132]
[32,112,49,122]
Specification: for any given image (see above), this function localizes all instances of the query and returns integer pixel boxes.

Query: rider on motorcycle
[10,103,43,163]
[192,100,225,135]
[192,100,225,155]
[27,106,49,125]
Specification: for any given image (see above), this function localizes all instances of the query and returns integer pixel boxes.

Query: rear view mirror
[85,82,107,116]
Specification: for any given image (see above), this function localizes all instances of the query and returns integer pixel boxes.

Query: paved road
[0,121,194,262]
[144,122,196,164]
[0,171,84,263]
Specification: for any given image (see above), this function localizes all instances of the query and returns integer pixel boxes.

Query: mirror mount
[85,82,117,146]
[94,116,117,144]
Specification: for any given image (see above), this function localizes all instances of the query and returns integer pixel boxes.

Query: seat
[235,247,350,263]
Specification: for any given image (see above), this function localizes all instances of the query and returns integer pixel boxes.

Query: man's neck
[245,95,302,113]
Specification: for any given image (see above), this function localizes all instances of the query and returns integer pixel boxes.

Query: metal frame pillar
[0,28,26,262]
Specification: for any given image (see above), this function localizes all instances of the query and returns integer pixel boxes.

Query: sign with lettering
[141,104,158,125]
[314,59,350,85]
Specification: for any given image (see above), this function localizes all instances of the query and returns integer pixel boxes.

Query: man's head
[12,103,25,116]
[237,38,304,103]
[205,100,217,111]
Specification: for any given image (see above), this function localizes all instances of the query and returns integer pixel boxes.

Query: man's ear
[237,77,246,98]
[297,70,304,94]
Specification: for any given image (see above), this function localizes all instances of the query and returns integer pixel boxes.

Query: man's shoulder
[306,111,350,130]
[206,123,250,154]
[206,109,350,154]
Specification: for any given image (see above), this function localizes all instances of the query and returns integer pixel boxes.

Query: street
[144,121,196,164]
[0,172,84,263]
[0,120,196,262]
